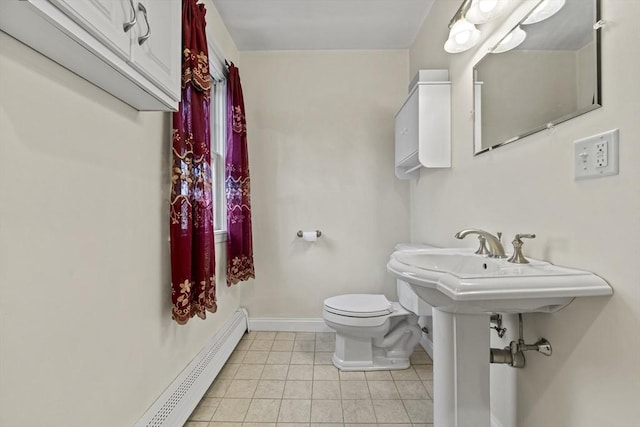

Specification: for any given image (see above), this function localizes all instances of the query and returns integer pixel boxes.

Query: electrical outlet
[595,141,608,168]
[574,129,619,180]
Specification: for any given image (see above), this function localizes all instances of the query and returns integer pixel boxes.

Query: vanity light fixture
[466,0,507,25]
[491,25,527,53]
[445,0,506,54]
[522,0,566,25]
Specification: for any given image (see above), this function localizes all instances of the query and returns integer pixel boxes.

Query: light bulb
[467,0,507,25]
[444,18,481,53]
[522,0,566,25]
[491,26,527,53]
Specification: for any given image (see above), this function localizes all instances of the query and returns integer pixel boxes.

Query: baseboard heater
[134,309,249,427]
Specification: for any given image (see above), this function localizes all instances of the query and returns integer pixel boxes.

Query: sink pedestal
[433,309,491,427]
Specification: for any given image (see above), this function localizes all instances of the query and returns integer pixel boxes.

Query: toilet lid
[324,294,392,317]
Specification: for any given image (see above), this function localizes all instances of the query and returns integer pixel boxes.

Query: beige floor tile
[312,380,340,399]
[243,424,276,427]
[290,352,314,365]
[310,424,343,427]
[372,399,410,423]
[261,365,289,380]
[339,381,369,399]
[294,332,315,341]
[207,379,232,397]
[338,371,365,381]
[310,400,343,423]
[313,352,333,365]
[271,340,295,352]
[276,424,310,427]
[236,340,253,351]
[250,340,274,351]
[256,332,277,340]
[244,399,281,422]
[410,424,434,427]
[344,424,376,427]
[342,399,376,423]
[183,422,209,427]
[364,370,392,381]
[287,365,314,380]
[275,332,296,341]
[254,380,286,399]
[422,381,433,398]
[414,366,433,381]
[390,367,419,381]
[228,351,247,364]
[212,398,251,422]
[315,332,335,342]
[313,365,338,381]
[267,352,292,365]
[278,399,311,422]
[293,341,315,352]
[210,423,243,427]
[225,379,259,398]
[235,365,265,380]
[219,364,240,379]
[314,341,335,352]
[367,381,400,400]
[377,424,412,427]
[410,352,432,365]
[403,399,433,423]
[395,381,429,400]
[244,332,259,340]
[189,397,221,421]
[283,380,313,399]
[243,351,269,364]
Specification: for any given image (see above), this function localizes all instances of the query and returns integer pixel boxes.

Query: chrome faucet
[455,229,507,258]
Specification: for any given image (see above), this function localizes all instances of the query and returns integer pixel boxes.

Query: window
[209,46,227,241]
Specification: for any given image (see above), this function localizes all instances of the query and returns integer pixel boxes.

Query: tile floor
[184,331,434,427]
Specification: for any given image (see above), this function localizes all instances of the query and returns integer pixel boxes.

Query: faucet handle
[475,235,491,255]
[507,234,536,264]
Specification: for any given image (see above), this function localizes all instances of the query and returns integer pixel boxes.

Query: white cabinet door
[130,0,181,102]
[48,0,132,60]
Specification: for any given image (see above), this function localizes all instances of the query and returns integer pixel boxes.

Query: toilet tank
[397,279,433,316]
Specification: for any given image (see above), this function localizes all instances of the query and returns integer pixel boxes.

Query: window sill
[215,230,227,243]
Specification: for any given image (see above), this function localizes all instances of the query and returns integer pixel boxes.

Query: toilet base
[332,352,411,371]
[328,315,419,372]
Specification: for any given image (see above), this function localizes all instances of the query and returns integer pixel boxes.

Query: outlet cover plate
[574,129,619,180]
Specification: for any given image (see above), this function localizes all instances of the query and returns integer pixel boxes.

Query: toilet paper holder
[297,230,322,238]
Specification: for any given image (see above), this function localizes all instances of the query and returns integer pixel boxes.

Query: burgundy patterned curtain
[170,0,217,324]
[226,63,255,285]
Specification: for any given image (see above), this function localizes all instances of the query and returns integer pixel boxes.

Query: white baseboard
[134,309,248,427]
[420,334,434,359]
[249,317,333,332]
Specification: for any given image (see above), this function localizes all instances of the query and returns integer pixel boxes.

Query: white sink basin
[387,248,612,313]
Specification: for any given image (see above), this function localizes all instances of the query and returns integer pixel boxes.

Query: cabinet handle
[123,0,137,32]
[137,3,151,45]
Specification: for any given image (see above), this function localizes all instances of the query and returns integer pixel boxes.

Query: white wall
[410,0,640,425]
[0,3,243,426]
[237,50,410,318]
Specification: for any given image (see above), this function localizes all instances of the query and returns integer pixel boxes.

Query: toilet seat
[324,294,392,318]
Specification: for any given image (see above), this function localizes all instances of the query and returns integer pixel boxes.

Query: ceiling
[212,0,436,51]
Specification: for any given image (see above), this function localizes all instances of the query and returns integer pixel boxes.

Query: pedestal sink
[387,247,612,427]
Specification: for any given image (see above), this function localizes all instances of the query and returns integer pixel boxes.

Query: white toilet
[323,281,424,371]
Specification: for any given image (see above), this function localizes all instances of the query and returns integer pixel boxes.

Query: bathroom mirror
[473,0,601,155]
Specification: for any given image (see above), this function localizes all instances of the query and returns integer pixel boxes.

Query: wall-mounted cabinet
[0,0,181,111]
[394,70,451,179]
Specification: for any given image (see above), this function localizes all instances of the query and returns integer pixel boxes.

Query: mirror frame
[473,0,602,156]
